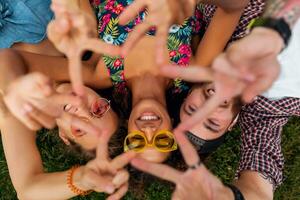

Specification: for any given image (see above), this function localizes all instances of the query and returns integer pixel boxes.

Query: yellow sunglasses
[124,130,178,153]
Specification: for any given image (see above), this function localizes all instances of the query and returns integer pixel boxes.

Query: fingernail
[24,104,33,112]
[64,104,72,111]
[106,185,115,194]
[244,74,255,82]
[121,50,126,58]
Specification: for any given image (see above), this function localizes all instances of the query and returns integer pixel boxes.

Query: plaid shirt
[202,0,265,42]
[237,96,300,189]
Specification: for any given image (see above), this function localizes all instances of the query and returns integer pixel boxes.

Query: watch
[226,184,245,200]
[248,17,292,48]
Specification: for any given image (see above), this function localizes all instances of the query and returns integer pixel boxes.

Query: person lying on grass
[0,72,136,200]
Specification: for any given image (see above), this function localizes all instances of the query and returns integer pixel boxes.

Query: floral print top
[90,0,203,94]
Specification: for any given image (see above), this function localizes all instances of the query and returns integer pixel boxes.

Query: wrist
[223,185,235,200]
[72,166,90,191]
[67,165,92,196]
[252,27,285,54]
[225,184,245,200]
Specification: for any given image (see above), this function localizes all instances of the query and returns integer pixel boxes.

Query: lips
[138,112,161,121]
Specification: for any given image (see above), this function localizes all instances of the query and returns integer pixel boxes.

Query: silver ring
[188,160,202,170]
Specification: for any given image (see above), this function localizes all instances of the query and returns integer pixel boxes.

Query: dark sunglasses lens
[125,134,146,151]
[91,99,110,117]
[154,133,175,150]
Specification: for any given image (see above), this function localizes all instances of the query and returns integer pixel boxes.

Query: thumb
[242,77,272,103]
[82,169,116,194]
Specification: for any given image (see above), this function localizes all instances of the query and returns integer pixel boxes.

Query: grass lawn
[0,117,299,200]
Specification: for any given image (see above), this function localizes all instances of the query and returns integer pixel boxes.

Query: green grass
[0,118,299,200]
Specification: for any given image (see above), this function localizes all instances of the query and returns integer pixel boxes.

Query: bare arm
[0,108,84,200]
[195,7,244,67]
[0,50,80,199]
[199,0,249,11]
[3,49,112,89]
[234,171,273,200]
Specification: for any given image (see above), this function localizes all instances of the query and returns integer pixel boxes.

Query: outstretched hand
[3,72,82,131]
[161,27,282,133]
[48,1,121,96]
[131,131,232,200]
[119,0,196,64]
[78,132,136,200]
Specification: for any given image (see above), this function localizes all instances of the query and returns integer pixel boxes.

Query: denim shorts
[0,0,53,48]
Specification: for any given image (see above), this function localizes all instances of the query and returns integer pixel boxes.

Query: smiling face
[180,83,238,140]
[128,99,172,163]
[56,84,118,150]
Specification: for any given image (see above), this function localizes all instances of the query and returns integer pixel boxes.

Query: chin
[138,149,170,163]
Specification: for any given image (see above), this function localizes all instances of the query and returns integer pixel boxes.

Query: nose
[141,126,156,142]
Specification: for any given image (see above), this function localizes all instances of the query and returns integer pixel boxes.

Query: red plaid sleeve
[237,96,300,189]
[202,0,265,42]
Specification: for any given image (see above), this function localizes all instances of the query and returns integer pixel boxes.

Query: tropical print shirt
[90,0,203,94]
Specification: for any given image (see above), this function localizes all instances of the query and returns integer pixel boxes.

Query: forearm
[15,51,110,89]
[0,50,27,93]
[195,7,244,67]
[233,171,273,200]
[20,170,85,200]
[199,0,249,11]
[0,113,86,200]
[264,0,300,28]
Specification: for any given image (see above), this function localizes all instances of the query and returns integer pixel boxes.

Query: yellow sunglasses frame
[124,130,178,153]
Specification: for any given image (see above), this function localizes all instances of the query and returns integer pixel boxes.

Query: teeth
[140,115,159,121]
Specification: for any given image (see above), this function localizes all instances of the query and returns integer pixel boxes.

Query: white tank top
[263,19,300,99]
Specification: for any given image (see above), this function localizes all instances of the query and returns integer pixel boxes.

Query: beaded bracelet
[67,165,92,196]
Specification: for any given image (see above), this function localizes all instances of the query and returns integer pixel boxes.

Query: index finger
[131,158,182,183]
[118,0,146,25]
[96,130,111,161]
[174,130,200,167]
[82,38,121,57]
[67,113,101,137]
[175,93,223,132]
[110,151,137,170]
[161,65,214,82]
[68,53,85,97]
[155,24,169,64]
[121,20,152,56]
